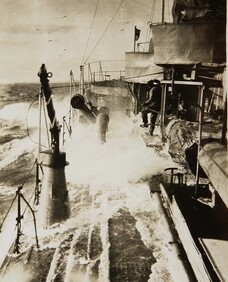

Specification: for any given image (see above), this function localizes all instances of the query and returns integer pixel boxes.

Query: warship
[0,0,227,281]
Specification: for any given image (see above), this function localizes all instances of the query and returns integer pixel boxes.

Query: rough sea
[0,83,193,282]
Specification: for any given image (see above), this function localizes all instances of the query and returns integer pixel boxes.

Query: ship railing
[91,70,125,83]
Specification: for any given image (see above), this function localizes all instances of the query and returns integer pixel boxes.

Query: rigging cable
[21,157,37,189]
[124,70,164,80]
[41,92,51,149]
[167,0,171,22]
[0,193,17,232]
[0,158,37,248]
[83,0,125,65]
[145,0,156,45]
[81,0,100,65]
[84,59,125,65]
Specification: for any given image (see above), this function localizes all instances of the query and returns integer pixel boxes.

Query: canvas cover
[124,52,162,83]
[198,142,228,207]
[151,22,226,65]
[172,0,226,22]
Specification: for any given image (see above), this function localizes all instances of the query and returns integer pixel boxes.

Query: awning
[124,52,163,83]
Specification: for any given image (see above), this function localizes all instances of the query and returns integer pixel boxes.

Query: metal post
[34,159,41,205]
[221,94,227,144]
[14,186,23,254]
[195,85,204,197]
[161,83,167,140]
[88,63,91,87]
[38,90,42,153]
[37,64,70,228]
[20,194,39,249]
[80,65,85,95]
[137,83,140,114]
[69,70,73,130]
[38,65,60,154]
[99,61,104,81]
[162,0,165,23]
[62,116,66,145]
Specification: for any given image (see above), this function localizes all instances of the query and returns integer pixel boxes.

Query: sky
[0,0,173,83]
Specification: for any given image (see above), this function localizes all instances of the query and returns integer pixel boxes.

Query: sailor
[177,100,187,119]
[140,79,161,135]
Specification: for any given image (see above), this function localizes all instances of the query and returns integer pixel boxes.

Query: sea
[0,82,193,282]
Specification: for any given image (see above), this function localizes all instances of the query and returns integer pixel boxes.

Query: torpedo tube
[71,94,110,143]
[37,64,70,228]
[96,106,110,143]
[71,94,97,123]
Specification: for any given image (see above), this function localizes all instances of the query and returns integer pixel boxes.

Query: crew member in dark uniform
[140,79,161,135]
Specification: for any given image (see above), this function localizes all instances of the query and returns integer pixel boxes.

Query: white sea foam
[0,98,188,281]
[0,103,31,122]
[65,112,174,188]
[0,137,36,169]
[61,112,185,281]
[0,266,32,282]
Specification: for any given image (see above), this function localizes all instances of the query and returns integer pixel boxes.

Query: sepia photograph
[0,0,227,281]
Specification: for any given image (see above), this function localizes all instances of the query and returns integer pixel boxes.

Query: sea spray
[99,217,110,282]
[0,266,32,282]
[45,244,61,281]
[148,193,192,282]
[0,137,36,170]
[1,85,190,281]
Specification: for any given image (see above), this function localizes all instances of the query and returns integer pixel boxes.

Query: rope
[0,194,17,232]
[26,94,49,149]
[62,113,72,145]
[81,0,100,65]
[26,95,39,146]
[21,158,37,189]
[42,96,51,149]
[21,188,36,225]
[84,0,125,65]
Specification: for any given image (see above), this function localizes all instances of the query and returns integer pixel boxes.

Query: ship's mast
[38,64,60,154]
[37,64,70,228]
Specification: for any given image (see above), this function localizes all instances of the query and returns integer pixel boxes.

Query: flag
[134,27,141,41]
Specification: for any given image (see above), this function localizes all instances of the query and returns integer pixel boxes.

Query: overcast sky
[0,0,173,83]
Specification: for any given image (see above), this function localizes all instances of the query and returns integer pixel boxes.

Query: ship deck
[160,182,228,282]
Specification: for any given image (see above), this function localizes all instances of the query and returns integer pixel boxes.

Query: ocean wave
[0,137,36,169]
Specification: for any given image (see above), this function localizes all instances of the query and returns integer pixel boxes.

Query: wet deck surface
[199,237,228,282]
[0,125,198,281]
[161,182,228,282]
